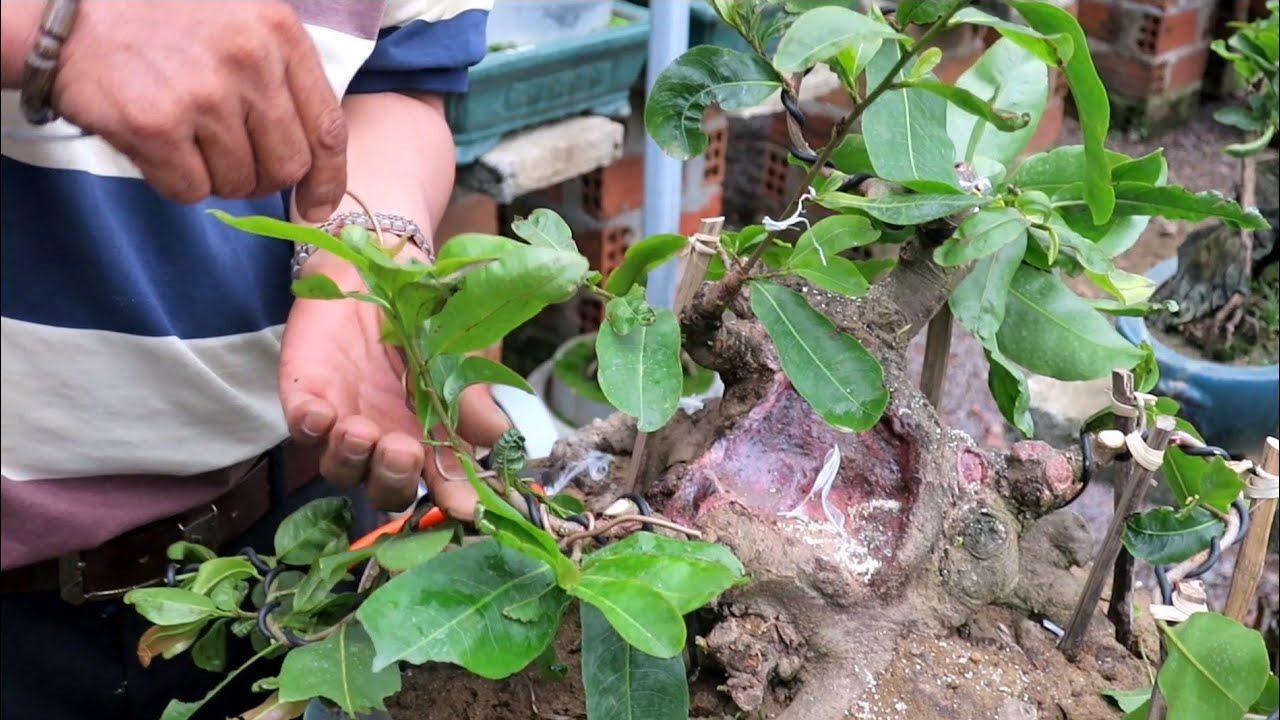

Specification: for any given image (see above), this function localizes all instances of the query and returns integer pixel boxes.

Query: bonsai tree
[124,2,1278,719]
[1151,1,1279,362]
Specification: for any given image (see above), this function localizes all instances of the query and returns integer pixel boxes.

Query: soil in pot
[1151,260,1280,367]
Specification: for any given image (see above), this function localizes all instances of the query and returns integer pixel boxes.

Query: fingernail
[301,198,336,224]
[343,436,372,461]
[301,409,331,437]
[382,452,417,478]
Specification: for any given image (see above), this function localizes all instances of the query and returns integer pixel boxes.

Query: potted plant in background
[1117,1,1280,457]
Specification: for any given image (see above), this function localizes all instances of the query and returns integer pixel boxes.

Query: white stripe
[382,0,492,28]
[0,24,373,178]
[1,318,288,481]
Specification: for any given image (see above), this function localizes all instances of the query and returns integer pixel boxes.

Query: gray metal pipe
[641,0,690,310]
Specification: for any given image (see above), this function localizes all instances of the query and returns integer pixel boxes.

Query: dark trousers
[0,477,379,720]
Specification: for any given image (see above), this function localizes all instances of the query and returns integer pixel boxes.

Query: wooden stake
[623,217,725,491]
[1107,371,1142,653]
[1060,413,1176,661]
[919,304,952,410]
[1224,436,1279,622]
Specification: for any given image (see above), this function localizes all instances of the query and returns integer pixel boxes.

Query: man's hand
[278,252,513,513]
[11,1,347,220]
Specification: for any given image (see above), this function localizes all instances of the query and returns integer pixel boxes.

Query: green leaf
[289,274,347,300]
[137,621,207,666]
[749,280,888,432]
[1159,613,1271,720]
[375,526,455,572]
[278,624,401,715]
[596,307,683,432]
[569,574,686,658]
[773,6,903,73]
[167,541,216,564]
[897,0,950,25]
[235,693,308,720]
[1251,674,1279,714]
[357,539,568,678]
[1163,450,1246,513]
[1081,183,1270,230]
[948,7,1074,66]
[604,286,658,337]
[274,497,352,566]
[817,191,990,225]
[645,46,783,160]
[1010,0,1113,224]
[440,356,534,411]
[829,135,875,175]
[944,38,1048,168]
[293,548,375,613]
[786,215,880,269]
[1086,267,1156,306]
[792,257,870,297]
[908,47,943,81]
[919,77,1032,132]
[124,588,224,626]
[210,579,249,613]
[511,209,575,252]
[581,604,689,720]
[436,233,521,264]
[854,257,896,282]
[582,532,747,613]
[1122,507,1225,564]
[986,346,1035,437]
[428,245,588,355]
[190,557,257,595]
[863,42,959,190]
[208,211,363,267]
[1102,686,1153,714]
[1134,342,1160,394]
[934,208,1029,266]
[603,234,688,297]
[191,619,228,673]
[950,234,1027,343]
[463,457,581,588]
[996,266,1144,380]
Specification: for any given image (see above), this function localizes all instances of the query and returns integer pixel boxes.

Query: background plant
[124,1,1275,718]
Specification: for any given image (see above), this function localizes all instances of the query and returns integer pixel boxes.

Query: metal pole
[641,0,690,310]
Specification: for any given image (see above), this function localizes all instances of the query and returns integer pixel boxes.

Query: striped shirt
[0,0,491,570]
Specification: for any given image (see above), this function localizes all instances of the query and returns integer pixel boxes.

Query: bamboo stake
[1060,412,1176,661]
[919,304,952,410]
[1224,436,1279,622]
[623,217,724,491]
[1107,371,1142,653]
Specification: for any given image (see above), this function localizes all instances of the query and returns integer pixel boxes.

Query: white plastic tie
[689,232,720,256]
[762,186,817,249]
[1125,431,1165,471]
[779,445,846,533]
[1149,580,1208,623]
[1246,466,1279,500]
[546,450,613,496]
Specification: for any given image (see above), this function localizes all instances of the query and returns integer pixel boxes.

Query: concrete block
[457,115,625,204]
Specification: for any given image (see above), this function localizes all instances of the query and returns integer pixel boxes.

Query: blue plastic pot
[1115,257,1280,457]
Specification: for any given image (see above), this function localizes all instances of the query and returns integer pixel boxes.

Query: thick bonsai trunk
[535,241,1152,718]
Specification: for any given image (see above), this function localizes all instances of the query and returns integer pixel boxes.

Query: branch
[691,0,970,325]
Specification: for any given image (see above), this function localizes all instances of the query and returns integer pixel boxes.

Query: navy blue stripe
[346,10,488,95]
[0,156,295,339]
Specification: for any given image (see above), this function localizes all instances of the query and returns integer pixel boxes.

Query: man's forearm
[298,91,456,246]
[1,2,43,89]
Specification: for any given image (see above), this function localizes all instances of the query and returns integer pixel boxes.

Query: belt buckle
[179,503,219,548]
[58,503,219,605]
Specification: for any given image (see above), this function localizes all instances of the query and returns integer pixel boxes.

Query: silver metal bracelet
[292,211,433,280]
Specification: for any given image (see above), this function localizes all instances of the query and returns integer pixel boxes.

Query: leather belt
[0,442,318,604]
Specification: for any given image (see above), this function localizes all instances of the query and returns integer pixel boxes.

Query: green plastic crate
[447,1,650,164]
